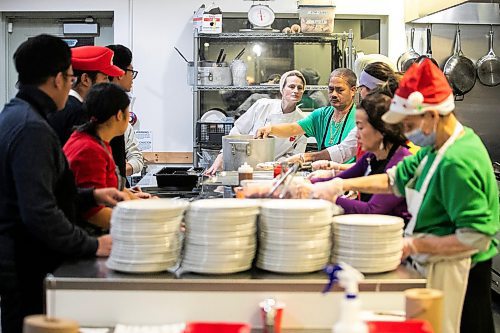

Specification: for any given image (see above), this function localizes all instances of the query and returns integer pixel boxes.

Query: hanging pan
[424,26,437,65]
[443,26,476,101]
[397,28,420,72]
[476,26,500,87]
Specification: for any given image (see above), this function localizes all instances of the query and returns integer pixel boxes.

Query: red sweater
[64,131,118,218]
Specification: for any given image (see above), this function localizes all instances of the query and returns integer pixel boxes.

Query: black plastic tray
[154,167,201,190]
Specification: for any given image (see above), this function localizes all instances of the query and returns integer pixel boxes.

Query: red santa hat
[71,46,124,77]
[382,58,455,124]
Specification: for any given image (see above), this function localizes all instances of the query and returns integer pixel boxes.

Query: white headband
[279,70,306,94]
[359,71,385,90]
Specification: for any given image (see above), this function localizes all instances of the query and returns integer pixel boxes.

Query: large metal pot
[187,61,232,86]
[222,135,275,171]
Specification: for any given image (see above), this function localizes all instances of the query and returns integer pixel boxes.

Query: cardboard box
[298,5,336,33]
[193,5,222,34]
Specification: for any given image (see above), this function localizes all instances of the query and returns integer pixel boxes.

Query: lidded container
[231,60,248,86]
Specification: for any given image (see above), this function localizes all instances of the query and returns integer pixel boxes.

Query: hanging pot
[397,28,420,72]
[476,26,500,87]
[424,26,437,65]
[443,26,476,101]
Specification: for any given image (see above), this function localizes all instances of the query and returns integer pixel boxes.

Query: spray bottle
[323,262,368,333]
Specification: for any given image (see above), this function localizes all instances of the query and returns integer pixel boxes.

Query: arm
[404,235,476,259]
[124,124,144,176]
[255,122,304,139]
[336,193,406,215]
[342,173,393,194]
[11,124,97,257]
[326,127,358,163]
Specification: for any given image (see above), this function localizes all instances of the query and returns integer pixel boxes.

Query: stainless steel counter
[48,258,424,292]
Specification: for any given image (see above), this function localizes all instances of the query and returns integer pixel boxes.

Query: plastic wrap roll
[405,288,443,333]
[23,315,79,333]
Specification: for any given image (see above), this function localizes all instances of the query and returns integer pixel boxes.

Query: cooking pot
[187,61,232,86]
[222,135,275,171]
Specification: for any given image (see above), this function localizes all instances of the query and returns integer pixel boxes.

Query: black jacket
[0,86,98,280]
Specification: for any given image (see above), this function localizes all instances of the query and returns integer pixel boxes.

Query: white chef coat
[230,98,307,159]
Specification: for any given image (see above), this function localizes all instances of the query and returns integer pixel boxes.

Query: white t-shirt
[230,98,307,159]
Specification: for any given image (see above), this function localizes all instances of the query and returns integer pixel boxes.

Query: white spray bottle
[323,262,368,333]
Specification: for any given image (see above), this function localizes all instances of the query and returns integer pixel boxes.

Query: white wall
[0,0,406,153]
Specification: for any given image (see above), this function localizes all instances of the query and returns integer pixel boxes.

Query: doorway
[2,11,114,102]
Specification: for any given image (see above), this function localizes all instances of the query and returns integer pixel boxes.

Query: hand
[307,169,335,183]
[402,237,418,260]
[255,125,273,139]
[287,177,314,199]
[204,153,223,176]
[285,153,302,164]
[312,160,342,171]
[96,234,112,257]
[93,188,127,206]
[311,178,344,202]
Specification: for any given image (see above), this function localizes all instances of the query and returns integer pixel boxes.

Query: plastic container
[238,162,254,184]
[231,60,247,86]
[184,322,251,333]
[367,320,434,333]
[298,5,336,33]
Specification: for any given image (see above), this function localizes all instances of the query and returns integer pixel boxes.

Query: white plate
[256,260,326,274]
[260,239,331,252]
[185,236,255,248]
[260,199,334,214]
[259,217,332,229]
[189,198,260,210]
[186,221,256,233]
[115,198,189,211]
[332,214,404,228]
[106,258,174,273]
[181,262,251,274]
[187,228,257,239]
[200,110,226,123]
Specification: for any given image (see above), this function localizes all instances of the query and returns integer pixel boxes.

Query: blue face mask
[405,121,436,147]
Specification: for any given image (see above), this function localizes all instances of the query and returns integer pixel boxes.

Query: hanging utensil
[173,46,189,63]
[397,28,420,72]
[234,48,246,61]
[216,48,225,63]
[476,25,500,87]
[220,53,226,63]
[443,25,476,100]
[424,25,437,65]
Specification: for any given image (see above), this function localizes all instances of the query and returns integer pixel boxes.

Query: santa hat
[71,46,124,77]
[382,58,455,124]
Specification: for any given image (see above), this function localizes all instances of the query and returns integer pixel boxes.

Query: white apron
[403,122,474,333]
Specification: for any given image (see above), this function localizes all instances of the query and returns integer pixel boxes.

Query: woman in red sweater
[64,83,131,233]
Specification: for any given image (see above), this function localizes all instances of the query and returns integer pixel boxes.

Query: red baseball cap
[71,46,125,77]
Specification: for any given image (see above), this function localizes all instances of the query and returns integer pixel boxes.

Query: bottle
[324,264,368,333]
[238,162,253,184]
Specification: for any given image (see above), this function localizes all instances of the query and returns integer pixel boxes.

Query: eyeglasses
[63,72,78,85]
[125,69,138,79]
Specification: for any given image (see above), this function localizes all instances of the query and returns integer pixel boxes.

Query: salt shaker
[231,59,247,86]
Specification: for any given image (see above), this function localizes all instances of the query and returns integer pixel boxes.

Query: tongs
[267,162,300,199]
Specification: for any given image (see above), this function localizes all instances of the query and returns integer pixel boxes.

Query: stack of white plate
[106,199,189,273]
[182,199,260,274]
[332,214,404,273]
[257,199,334,273]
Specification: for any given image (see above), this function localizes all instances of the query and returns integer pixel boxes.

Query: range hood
[406,0,500,25]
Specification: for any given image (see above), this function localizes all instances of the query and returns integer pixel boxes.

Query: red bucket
[184,322,251,333]
[367,319,434,333]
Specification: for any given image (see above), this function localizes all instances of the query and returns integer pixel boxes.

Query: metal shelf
[194,85,329,91]
[197,32,348,41]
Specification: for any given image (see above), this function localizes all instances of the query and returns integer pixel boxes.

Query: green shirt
[297,105,356,162]
[394,127,499,263]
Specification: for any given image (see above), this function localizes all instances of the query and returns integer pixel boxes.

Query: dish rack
[196,121,234,149]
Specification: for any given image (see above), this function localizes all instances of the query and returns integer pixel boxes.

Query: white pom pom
[407,91,424,108]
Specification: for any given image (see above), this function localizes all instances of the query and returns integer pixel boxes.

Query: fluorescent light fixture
[63,22,100,36]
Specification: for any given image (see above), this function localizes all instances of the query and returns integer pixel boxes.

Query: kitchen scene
[0,1,499,333]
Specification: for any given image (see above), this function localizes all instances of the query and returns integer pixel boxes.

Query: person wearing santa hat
[308,59,498,333]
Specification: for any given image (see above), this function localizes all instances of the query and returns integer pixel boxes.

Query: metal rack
[192,29,355,166]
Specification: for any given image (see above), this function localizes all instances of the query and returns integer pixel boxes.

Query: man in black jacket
[0,34,125,333]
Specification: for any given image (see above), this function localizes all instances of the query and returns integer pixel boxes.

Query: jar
[238,162,254,184]
[231,60,247,86]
